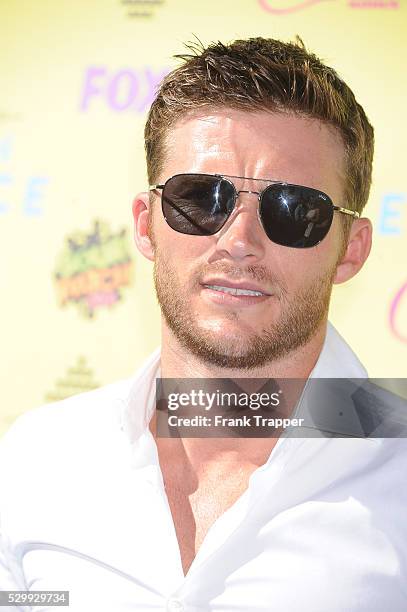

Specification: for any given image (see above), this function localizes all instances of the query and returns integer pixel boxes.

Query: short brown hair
[145,36,374,235]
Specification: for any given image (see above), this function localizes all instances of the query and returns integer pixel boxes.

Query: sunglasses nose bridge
[235,189,261,198]
[233,189,261,213]
[228,188,263,231]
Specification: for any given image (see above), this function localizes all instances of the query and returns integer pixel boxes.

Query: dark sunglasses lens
[162,174,235,235]
[260,185,334,248]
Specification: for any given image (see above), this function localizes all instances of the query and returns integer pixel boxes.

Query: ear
[334,218,373,285]
[132,192,155,262]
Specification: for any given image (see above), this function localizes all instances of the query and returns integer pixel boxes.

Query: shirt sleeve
[0,529,23,598]
[0,422,30,612]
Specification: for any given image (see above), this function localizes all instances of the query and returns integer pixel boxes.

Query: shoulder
[352,380,407,438]
[0,347,161,468]
[0,378,132,467]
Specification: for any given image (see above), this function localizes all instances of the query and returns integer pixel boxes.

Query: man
[1,37,406,611]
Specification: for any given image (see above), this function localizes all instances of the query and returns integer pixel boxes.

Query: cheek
[303,217,344,268]
[274,235,340,291]
[156,219,209,265]
[325,217,346,265]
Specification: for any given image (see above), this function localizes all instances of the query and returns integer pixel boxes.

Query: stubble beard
[152,247,337,370]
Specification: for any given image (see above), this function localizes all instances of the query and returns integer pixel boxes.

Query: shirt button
[166,597,184,612]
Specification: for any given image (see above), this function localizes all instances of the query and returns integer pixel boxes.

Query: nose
[214,191,266,261]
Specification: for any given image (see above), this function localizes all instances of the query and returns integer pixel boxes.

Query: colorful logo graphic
[80,66,169,112]
[54,220,134,318]
[259,0,333,13]
[44,356,100,402]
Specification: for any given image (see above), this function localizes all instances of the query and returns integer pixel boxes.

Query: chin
[199,321,239,334]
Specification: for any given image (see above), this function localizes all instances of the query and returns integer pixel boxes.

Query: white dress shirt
[1,323,406,611]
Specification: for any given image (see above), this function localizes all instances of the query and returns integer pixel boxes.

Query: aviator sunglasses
[149,173,359,249]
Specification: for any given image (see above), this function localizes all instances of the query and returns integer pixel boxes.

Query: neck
[153,320,328,472]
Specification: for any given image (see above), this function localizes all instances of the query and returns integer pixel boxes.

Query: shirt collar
[120,347,161,446]
[310,321,368,379]
[121,322,368,445]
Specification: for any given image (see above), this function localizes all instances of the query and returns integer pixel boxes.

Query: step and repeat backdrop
[1,0,406,436]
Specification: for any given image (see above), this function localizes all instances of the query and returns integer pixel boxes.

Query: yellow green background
[1,0,406,436]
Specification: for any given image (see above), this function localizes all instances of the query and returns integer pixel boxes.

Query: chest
[7,438,407,611]
[163,469,252,576]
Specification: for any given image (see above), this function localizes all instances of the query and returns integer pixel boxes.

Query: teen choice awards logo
[54,220,134,318]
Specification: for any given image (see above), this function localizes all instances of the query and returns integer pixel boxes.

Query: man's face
[148,109,347,369]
